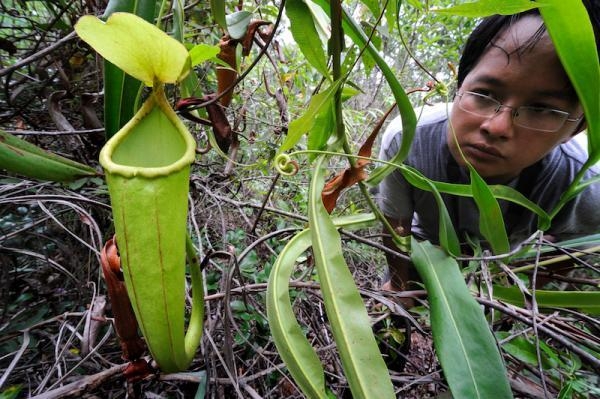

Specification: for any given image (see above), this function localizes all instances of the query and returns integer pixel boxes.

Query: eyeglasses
[456,91,583,132]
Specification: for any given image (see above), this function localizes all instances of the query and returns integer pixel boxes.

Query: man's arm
[381,215,419,292]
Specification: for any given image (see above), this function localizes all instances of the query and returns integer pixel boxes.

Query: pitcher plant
[75,12,204,372]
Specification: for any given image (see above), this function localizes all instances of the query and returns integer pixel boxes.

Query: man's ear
[563,118,587,143]
[573,118,587,135]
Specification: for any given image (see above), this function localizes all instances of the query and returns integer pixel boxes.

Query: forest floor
[0,174,449,398]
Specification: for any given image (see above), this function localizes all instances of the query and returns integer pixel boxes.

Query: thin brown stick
[29,363,127,399]
[0,31,77,77]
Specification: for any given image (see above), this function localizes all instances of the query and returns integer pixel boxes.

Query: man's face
[448,16,583,183]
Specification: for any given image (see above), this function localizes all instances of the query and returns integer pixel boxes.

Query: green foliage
[468,165,510,254]
[411,239,513,398]
[267,213,377,398]
[280,79,344,153]
[432,0,539,17]
[101,0,158,139]
[75,13,191,87]
[2,0,599,396]
[285,0,329,77]
[0,130,96,182]
[267,228,328,398]
[0,386,22,399]
[309,157,395,398]
[226,11,253,40]
[493,286,600,315]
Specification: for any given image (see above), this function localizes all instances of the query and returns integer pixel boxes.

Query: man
[378,7,600,293]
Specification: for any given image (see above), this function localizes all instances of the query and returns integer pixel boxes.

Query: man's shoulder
[552,134,600,176]
[381,103,451,151]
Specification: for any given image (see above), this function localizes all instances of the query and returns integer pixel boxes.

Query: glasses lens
[458,92,570,132]
[458,92,498,117]
[515,107,568,132]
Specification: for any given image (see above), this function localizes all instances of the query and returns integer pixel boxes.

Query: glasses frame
[456,91,583,133]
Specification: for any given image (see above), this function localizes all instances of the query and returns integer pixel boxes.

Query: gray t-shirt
[378,104,600,247]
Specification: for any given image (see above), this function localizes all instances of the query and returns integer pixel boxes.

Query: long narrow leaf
[493,286,600,315]
[285,0,329,77]
[267,214,376,398]
[411,239,513,399]
[279,79,343,153]
[539,0,600,220]
[469,166,510,254]
[172,0,206,110]
[399,164,551,230]
[0,130,97,182]
[398,167,460,256]
[432,0,540,17]
[267,229,327,398]
[210,0,227,30]
[309,156,395,398]
[538,0,600,161]
[311,0,417,182]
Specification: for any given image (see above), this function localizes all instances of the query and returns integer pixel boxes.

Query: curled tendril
[274,153,299,176]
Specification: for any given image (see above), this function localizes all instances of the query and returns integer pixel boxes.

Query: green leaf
[411,239,513,399]
[172,0,185,45]
[101,0,157,139]
[496,332,556,369]
[400,167,461,256]
[432,0,540,17]
[279,79,344,153]
[210,0,227,30]
[226,10,252,40]
[493,286,600,315]
[469,166,510,254]
[0,130,97,182]
[307,101,334,154]
[310,0,417,182]
[267,214,375,399]
[75,12,191,86]
[189,44,221,67]
[540,0,600,219]
[0,385,22,399]
[384,0,400,36]
[309,156,395,398]
[362,0,380,18]
[396,163,551,232]
[267,229,327,398]
[285,0,329,77]
[169,1,205,105]
[539,1,600,156]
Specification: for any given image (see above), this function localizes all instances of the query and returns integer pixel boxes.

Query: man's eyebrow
[534,86,577,99]
[469,75,505,87]
[471,75,575,100]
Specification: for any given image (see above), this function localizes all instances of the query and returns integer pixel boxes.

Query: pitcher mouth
[100,85,196,179]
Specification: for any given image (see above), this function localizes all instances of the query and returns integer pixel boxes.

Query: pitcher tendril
[274,153,299,176]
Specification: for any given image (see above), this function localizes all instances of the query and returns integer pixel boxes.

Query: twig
[251,173,281,232]
[192,181,307,223]
[0,330,30,389]
[477,297,600,371]
[0,246,78,282]
[29,364,126,399]
[0,31,77,77]
[3,128,104,136]
[205,331,245,398]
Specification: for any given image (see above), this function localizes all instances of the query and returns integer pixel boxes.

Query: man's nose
[480,107,516,139]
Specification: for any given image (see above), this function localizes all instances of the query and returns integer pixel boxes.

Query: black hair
[457,1,600,89]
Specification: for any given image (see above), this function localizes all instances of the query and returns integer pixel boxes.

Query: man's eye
[527,106,553,115]
[471,89,493,96]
